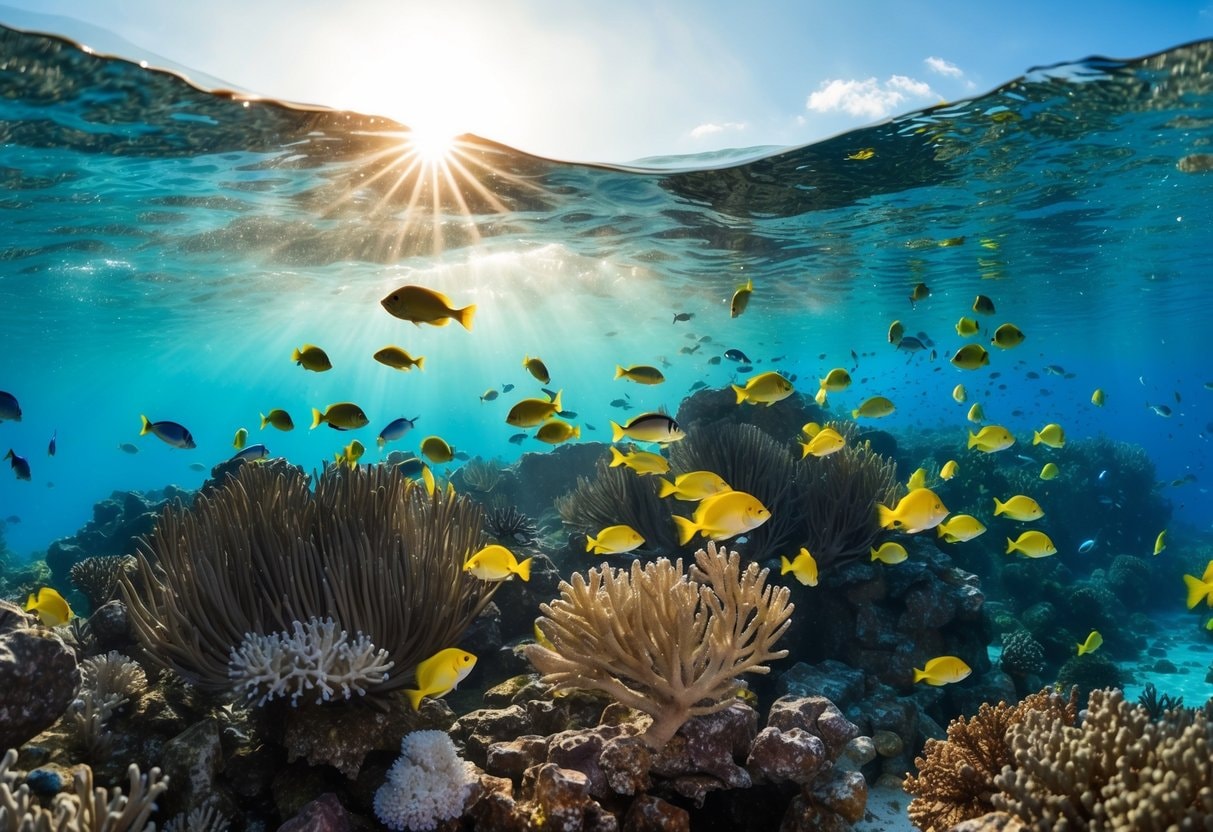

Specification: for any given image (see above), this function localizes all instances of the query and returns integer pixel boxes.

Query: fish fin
[260,413,269,430]
[615,365,626,380]
[1032,431,1042,445]
[610,422,625,443]
[731,385,746,405]
[291,348,302,363]
[310,409,323,430]
[552,391,562,411]
[780,556,792,575]
[404,688,425,711]
[571,426,581,440]
[455,305,476,330]
[585,534,596,552]
[876,504,897,528]
[966,431,978,449]
[1076,642,1087,656]
[913,668,928,683]
[672,515,699,546]
[608,446,627,467]
[140,415,151,435]
[24,592,36,611]
[1005,538,1016,555]
[656,478,678,498]
[415,356,425,371]
[993,498,1006,516]
[1183,575,1211,609]
[515,557,532,582]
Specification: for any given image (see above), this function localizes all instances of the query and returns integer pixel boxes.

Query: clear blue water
[0,27,1211,562]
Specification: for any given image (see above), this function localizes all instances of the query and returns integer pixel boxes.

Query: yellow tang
[1076,630,1103,656]
[871,542,908,565]
[1182,560,1213,608]
[852,396,895,419]
[888,320,905,345]
[1154,529,1167,556]
[952,384,966,404]
[801,422,822,438]
[819,368,852,392]
[1033,423,1065,448]
[1091,388,1106,407]
[536,420,580,446]
[846,148,875,160]
[732,372,794,406]
[374,346,425,371]
[657,471,731,501]
[878,488,949,534]
[523,355,551,384]
[334,439,365,468]
[801,427,845,458]
[464,544,532,582]
[991,323,1025,349]
[232,428,248,450]
[611,413,685,445]
[24,587,73,627]
[993,495,1044,522]
[404,648,477,711]
[608,446,669,476]
[780,548,819,586]
[967,425,1015,453]
[730,278,754,318]
[616,365,665,385]
[292,344,332,372]
[914,656,971,686]
[586,524,646,555]
[311,402,369,431]
[955,317,979,337]
[420,435,454,464]
[814,387,828,407]
[950,344,990,370]
[260,409,294,432]
[972,294,996,315]
[1006,531,1057,558]
[940,460,959,480]
[906,468,928,490]
[381,285,475,330]
[1040,462,1060,480]
[673,489,770,545]
[967,403,985,423]
[937,514,987,543]
[506,392,562,428]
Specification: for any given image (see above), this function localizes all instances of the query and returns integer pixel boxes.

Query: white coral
[372,731,476,832]
[227,617,393,707]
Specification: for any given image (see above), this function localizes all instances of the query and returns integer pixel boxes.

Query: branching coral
[555,458,679,552]
[525,542,793,748]
[67,651,148,760]
[458,458,503,494]
[483,503,537,545]
[121,463,497,702]
[70,557,138,613]
[905,687,1078,830]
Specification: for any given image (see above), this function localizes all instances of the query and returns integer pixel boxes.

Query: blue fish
[377,416,418,449]
[232,444,268,462]
[47,430,56,457]
[140,415,196,449]
[724,349,750,363]
[4,449,31,481]
[0,391,20,422]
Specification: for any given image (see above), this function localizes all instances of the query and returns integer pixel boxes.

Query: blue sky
[1,1,1210,162]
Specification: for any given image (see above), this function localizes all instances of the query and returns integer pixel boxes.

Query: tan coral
[525,542,793,749]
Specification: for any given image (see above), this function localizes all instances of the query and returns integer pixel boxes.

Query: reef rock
[0,601,80,750]
[277,793,351,832]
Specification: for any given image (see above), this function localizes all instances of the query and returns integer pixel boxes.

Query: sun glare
[408,127,456,164]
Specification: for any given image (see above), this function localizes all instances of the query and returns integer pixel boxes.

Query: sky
[0,1,1210,163]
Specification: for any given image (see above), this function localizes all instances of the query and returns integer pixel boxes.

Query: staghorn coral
[556,457,679,553]
[121,463,497,703]
[904,687,1078,831]
[69,557,138,614]
[993,687,1213,829]
[525,541,793,748]
[483,503,537,545]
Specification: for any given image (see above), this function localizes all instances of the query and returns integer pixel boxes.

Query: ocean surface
[0,26,1211,560]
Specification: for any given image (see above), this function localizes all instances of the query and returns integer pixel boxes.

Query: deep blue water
[0,27,1211,561]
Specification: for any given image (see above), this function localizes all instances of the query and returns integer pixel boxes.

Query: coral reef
[0,600,81,751]
[373,730,476,832]
[526,542,793,748]
[482,503,538,546]
[69,556,138,614]
[455,458,505,495]
[555,457,680,553]
[1136,682,1184,718]
[67,651,148,761]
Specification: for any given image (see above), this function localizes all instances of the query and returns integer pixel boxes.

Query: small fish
[724,348,751,363]
[937,514,987,543]
[877,489,949,534]
[967,403,985,423]
[501,383,515,393]
[732,372,794,406]
[991,323,1025,349]
[24,587,73,627]
[586,524,646,555]
[950,344,990,370]
[846,148,875,160]
[955,317,979,337]
[311,403,369,431]
[616,365,665,385]
[689,381,707,391]
[464,544,531,582]
[673,312,694,323]
[260,409,295,431]
[1044,364,1066,376]
[188,462,207,472]
[914,656,971,686]
[333,440,364,468]
[909,282,930,306]
[609,446,670,476]
[381,285,475,329]
[233,427,248,450]
[888,320,905,345]
[952,384,967,403]
[780,548,819,586]
[1153,529,1167,556]
[292,344,332,372]
[940,460,959,480]
[377,416,418,448]
[1040,462,1060,480]
[1005,530,1057,558]
[852,396,895,419]
[730,278,753,318]
[967,425,1015,453]
[480,389,499,403]
[800,427,845,458]
[870,542,908,565]
[508,433,528,445]
[420,435,455,464]
[611,413,685,445]
[118,442,139,454]
[993,495,1044,521]
[140,415,196,449]
[1076,630,1103,656]
[535,420,580,446]
[1148,403,1173,418]
[896,336,926,353]
[46,430,56,457]
[1033,423,1065,448]
[3,515,19,523]
[656,471,731,501]
[374,346,425,371]
[972,295,996,315]
[234,443,269,463]
[819,368,851,392]
[403,648,477,710]
[507,392,563,428]
[707,356,722,366]
[4,449,31,481]
[0,391,20,422]
[906,467,928,490]
[523,355,551,384]
[1091,389,1105,407]
[1077,538,1097,554]
[673,489,771,544]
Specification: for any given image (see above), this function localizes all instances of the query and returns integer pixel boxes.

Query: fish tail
[608,446,626,467]
[850,408,861,419]
[799,442,811,459]
[455,304,476,330]
[780,555,792,575]
[913,668,928,683]
[615,365,626,380]
[310,409,323,430]
[291,348,302,363]
[260,413,269,430]
[415,356,425,371]
[1076,642,1087,656]
[610,422,625,443]
[515,557,533,582]
[24,592,36,610]
[993,498,1006,516]
[552,390,562,411]
[140,415,152,435]
[1032,431,1042,445]
[876,504,897,528]
[377,437,387,449]
[656,478,678,499]
[1005,538,1017,555]
[731,385,746,405]
[1183,575,1212,609]
[585,534,596,553]
[404,688,426,711]
[571,426,581,440]
[966,431,978,449]
[673,515,699,546]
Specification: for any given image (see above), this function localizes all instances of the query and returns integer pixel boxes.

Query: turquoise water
[0,27,1211,561]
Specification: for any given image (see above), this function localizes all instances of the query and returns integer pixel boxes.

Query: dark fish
[1063,372,1076,379]
[47,430,56,457]
[998,384,1007,390]
[1025,371,1040,379]
[1012,409,1025,417]
[737,365,753,373]
[673,312,693,323]
[707,356,722,365]
[787,374,797,383]
[1148,403,1173,417]
[679,345,701,355]
[698,335,712,343]
[480,389,499,402]
[818,353,827,360]
[915,332,934,347]
[1175,391,1182,403]
[232,444,269,462]
[684,333,697,340]
[556,411,578,419]
[724,349,750,363]
[1044,365,1065,376]
[188,462,207,472]
[118,442,139,454]
[585,424,597,431]
[140,416,196,449]
[3,515,19,523]
[508,433,528,445]
[689,381,707,391]
[4,449,31,481]
[604,331,618,337]
[454,452,470,461]
[378,416,418,447]
[541,388,559,400]
[501,383,515,393]
[0,391,20,422]
[990,372,1001,379]
[609,399,631,409]
[771,355,786,363]
[850,350,858,364]
[396,457,425,476]
[896,336,926,353]
[929,349,937,361]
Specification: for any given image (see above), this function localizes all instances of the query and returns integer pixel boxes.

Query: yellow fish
[523,355,551,384]
[610,413,685,445]
[232,428,248,450]
[967,425,1015,453]
[730,278,753,318]
[533,621,554,650]
[260,409,294,431]
[1154,530,1167,556]
[991,323,1025,349]
[819,368,852,392]
[814,387,828,407]
[24,587,73,627]
[871,542,908,565]
[906,468,928,490]
[1006,531,1057,558]
[888,320,905,345]
[1033,423,1065,448]
[980,238,1000,250]
[673,489,771,545]
[420,435,455,464]
[1076,630,1103,656]
[972,294,996,315]
[381,285,475,330]
[586,524,646,556]
[608,446,669,476]
[615,365,665,385]
[404,648,477,710]
[914,656,972,686]
[310,403,369,431]
[1182,561,1213,608]
[732,372,794,406]
[464,544,532,582]
[852,396,895,419]
[937,514,987,543]
[801,427,845,458]
[374,346,425,371]
[292,344,332,372]
[1091,388,1106,407]
[909,282,930,305]
[955,317,979,337]
[657,471,731,501]
[967,403,985,423]
[993,495,1044,521]
[952,384,967,404]
[1040,462,1059,480]
[421,463,437,497]
[940,460,959,480]
[801,422,822,438]
[780,548,818,586]
[334,439,365,468]
[846,148,875,160]
[506,392,562,428]
[950,344,990,370]
[878,488,949,534]
[536,420,580,445]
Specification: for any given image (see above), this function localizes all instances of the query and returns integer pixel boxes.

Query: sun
[408,126,456,164]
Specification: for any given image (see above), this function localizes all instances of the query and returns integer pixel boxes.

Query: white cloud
[806,75,935,120]
[690,121,747,139]
[925,56,964,78]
